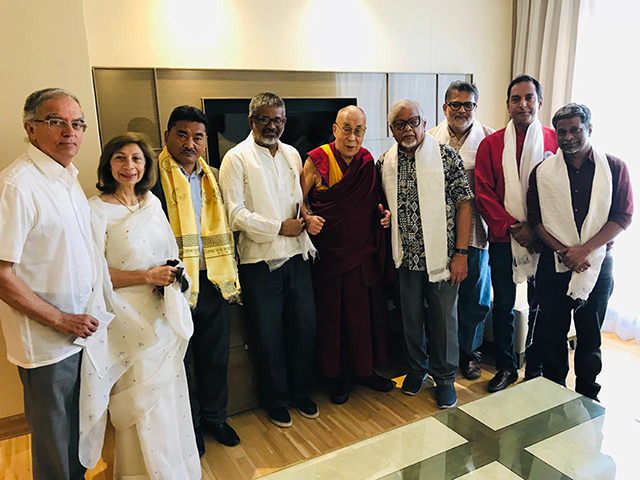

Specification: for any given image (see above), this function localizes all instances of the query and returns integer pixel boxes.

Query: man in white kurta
[219,92,318,429]
[0,88,100,479]
[429,81,494,381]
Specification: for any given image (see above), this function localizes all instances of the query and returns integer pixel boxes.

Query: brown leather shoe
[488,369,518,392]
[460,359,482,380]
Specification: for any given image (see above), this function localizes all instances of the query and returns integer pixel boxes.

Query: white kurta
[81,193,200,479]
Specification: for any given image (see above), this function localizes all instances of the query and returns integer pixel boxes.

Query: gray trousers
[18,351,85,480]
[397,268,459,385]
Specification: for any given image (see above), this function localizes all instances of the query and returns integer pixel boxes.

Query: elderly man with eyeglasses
[428,81,495,382]
[0,88,100,479]
[300,106,394,405]
[219,92,318,429]
[378,100,473,409]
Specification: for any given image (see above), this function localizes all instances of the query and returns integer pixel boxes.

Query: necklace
[113,192,139,214]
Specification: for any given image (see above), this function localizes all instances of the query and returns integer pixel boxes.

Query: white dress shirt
[0,144,94,368]
[219,134,316,266]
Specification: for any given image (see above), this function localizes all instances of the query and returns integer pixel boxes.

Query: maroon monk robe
[307,142,388,378]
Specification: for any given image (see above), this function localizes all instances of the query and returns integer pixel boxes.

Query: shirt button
[575,190,579,193]
[574,208,578,212]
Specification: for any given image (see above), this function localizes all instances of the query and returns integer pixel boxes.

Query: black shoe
[435,384,458,409]
[488,370,518,392]
[203,421,240,447]
[356,372,395,392]
[524,370,542,381]
[402,372,428,396]
[195,427,206,457]
[330,375,353,405]
[267,406,292,428]
[293,397,319,419]
[460,359,482,380]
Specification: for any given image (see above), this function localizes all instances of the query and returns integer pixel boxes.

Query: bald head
[333,105,367,161]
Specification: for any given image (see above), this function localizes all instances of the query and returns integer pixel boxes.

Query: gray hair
[388,100,426,126]
[249,92,286,118]
[444,81,479,103]
[23,88,82,123]
[552,103,592,129]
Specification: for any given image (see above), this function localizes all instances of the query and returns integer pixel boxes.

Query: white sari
[81,192,201,479]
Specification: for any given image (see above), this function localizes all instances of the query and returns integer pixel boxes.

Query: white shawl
[382,135,449,282]
[537,149,612,300]
[79,193,192,468]
[430,119,487,170]
[502,119,544,283]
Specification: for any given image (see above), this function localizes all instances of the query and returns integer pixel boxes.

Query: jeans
[238,255,317,408]
[458,247,491,363]
[537,250,614,399]
[397,267,459,385]
[489,242,542,373]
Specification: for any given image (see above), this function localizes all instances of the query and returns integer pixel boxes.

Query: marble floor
[261,378,638,480]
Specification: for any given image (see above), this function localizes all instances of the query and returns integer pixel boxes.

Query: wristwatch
[453,248,468,255]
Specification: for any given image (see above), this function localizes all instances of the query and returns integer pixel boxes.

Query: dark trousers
[458,247,491,363]
[185,269,231,428]
[397,268,459,385]
[18,351,85,480]
[488,242,543,373]
[537,251,614,399]
[238,255,317,409]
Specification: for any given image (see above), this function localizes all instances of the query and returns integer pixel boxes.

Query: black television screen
[203,97,357,168]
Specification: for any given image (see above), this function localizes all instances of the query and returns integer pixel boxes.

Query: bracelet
[453,248,468,255]
[278,222,284,235]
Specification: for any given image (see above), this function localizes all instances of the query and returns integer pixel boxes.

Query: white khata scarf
[537,148,612,301]
[502,119,544,283]
[382,134,449,282]
[430,119,487,170]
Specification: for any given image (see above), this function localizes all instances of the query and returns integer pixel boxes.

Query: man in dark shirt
[527,103,633,400]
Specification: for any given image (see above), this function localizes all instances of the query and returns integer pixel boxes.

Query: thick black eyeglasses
[391,116,422,130]
[446,101,476,112]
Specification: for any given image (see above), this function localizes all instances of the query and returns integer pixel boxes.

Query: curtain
[571,0,640,343]
[512,0,585,126]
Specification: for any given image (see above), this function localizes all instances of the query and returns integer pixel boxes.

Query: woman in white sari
[79,133,201,479]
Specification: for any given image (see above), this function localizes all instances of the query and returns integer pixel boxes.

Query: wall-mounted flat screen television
[202,97,357,168]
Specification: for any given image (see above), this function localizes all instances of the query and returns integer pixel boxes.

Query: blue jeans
[489,242,542,373]
[397,268,459,385]
[238,255,317,408]
[458,247,491,363]
[537,250,614,399]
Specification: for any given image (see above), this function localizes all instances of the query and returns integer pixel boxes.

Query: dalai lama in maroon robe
[301,106,394,404]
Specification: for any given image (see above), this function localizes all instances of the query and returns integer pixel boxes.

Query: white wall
[0,0,101,418]
[83,0,513,129]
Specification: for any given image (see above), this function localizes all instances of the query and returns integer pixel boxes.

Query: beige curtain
[512,0,586,125]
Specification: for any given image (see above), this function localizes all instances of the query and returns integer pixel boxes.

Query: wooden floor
[2,332,639,480]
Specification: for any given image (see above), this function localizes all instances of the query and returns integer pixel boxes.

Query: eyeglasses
[336,124,366,138]
[32,118,87,132]
[391,116,422,131]
[253,115,286,127]
[446,101,476,112]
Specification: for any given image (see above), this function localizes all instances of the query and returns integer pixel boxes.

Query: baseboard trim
[0,413,29,441]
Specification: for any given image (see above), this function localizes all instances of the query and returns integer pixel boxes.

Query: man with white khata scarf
[527,103,633,400]
[475,75,557,393]
[429,81,494,382]
[379,99,473,409]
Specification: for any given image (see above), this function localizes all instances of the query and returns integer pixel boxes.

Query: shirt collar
[176,157,204,177]
[28,143,78,183]
[251,134,280,157]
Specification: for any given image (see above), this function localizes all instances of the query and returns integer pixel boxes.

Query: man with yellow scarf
[151,105,241,455]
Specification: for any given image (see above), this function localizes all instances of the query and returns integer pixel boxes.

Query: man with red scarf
[301,106,394,404]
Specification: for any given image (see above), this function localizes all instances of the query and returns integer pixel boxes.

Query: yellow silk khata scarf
[315,144,344,191]
[158,147,241,306]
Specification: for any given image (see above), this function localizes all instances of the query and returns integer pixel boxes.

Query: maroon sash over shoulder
[307,143,386,286]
